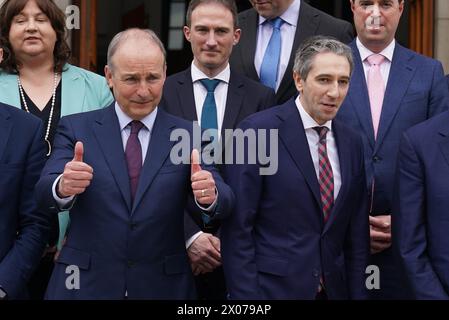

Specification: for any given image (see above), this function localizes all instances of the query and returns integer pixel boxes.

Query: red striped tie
[314,126,334,222]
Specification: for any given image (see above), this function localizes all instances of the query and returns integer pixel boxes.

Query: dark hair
[186,0,238,28]
[0,0,71,73]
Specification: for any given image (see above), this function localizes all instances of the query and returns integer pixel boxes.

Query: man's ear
[293,71,304,94]
[183,26,192,42]
[104,65,113,88]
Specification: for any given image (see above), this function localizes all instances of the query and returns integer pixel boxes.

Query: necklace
[18,72,58,156]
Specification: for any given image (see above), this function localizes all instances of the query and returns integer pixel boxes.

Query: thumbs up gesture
[58,141,94,198]
[191,149,217,205]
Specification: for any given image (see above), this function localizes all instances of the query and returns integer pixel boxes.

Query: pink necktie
[367,54,386,138]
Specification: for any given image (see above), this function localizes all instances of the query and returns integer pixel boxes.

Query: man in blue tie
[160,0,275,300]
[230,0,354,104]
[35,28,234,299]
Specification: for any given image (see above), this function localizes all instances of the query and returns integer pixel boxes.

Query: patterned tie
[367,54,386,138]
[314,126,334,222]
[260,17,284,91]
[125,120,144,203]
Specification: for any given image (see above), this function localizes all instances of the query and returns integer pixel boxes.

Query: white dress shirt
[296,96,341,200]
[254,0,300,92]
[356,37,395,86]
[191,61,230,138]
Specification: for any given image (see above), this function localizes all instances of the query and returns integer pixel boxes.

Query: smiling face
[105,38,166,120]
[184,2,240,77]
[351,0,404,52]
[294,52,351,125]
[8,0,57,62]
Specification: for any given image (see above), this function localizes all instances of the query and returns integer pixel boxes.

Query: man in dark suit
[160,0,275,300]
[230,0,354,105]
[221,36,370,300]
[34,28,234,299]
[336,0,449,299]
[0,102,50,300]
[394,110,449,299]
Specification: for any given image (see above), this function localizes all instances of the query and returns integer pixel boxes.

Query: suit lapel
[0,107,12,161]
[93,104,132,211]
[222,72,244,134]
[438,124,449,169]
[276,2,319,102]
[323,121,350,234]
[349,42,375,149]
[278,101,322,208]
[375,45,416,153]
[239,10,260,80]
[61,65,86,117]
[132,110,177,212]
[176,68,197,121]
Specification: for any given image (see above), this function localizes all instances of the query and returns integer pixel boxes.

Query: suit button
[372,156,382,162]
[129,223,137,230]
[127,260,135,268]
[313,269,320,277]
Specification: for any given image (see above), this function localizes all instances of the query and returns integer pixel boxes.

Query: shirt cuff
[185,231,203,249]
[52,174,75,210]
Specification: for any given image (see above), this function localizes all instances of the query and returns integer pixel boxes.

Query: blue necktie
[260,17,284,91]
[199,79,220,131]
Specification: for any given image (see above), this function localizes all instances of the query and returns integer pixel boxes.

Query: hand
[188,233,221,276]
[191,149,217,206]
[58,141,93,198]
[369,215,391,254]
[0,48,3,63]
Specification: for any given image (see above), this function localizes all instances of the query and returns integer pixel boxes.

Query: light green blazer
[0,63,114,248]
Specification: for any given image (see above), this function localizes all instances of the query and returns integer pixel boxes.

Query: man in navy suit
[0,102,50,300]
[221,36,370,300]
[394,111,449,299]
[160,0,275,300]
[336,0,449,299]
[230,0,354,105]
[35,28,234,299]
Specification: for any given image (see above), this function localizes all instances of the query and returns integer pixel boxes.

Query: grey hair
[293,36,354,80]
[106,28,167,71]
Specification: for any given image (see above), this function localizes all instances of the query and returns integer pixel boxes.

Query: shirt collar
[191,61,230,84]
[114,101,158,132]
[356,37,395,63]
[295,96,332,131]
[258,0,300,27]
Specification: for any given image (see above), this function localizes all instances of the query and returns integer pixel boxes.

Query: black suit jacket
[160,67,276,238]
[230,1,354,105]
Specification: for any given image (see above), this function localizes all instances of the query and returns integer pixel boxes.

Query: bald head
[106,28,166,72]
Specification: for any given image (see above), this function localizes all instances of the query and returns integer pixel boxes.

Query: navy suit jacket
[160,68,275,236]
[221,100,370,299]
[230,1,354,105]
[394,111,449,299]
[0,103,49,299]
[337,41,449,298]
[446,74,449,91]
[35,104,234,299]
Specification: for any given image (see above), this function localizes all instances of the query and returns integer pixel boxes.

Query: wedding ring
[201,189,206,197]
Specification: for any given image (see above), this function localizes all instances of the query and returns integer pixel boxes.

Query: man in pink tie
[337,0,449,299]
